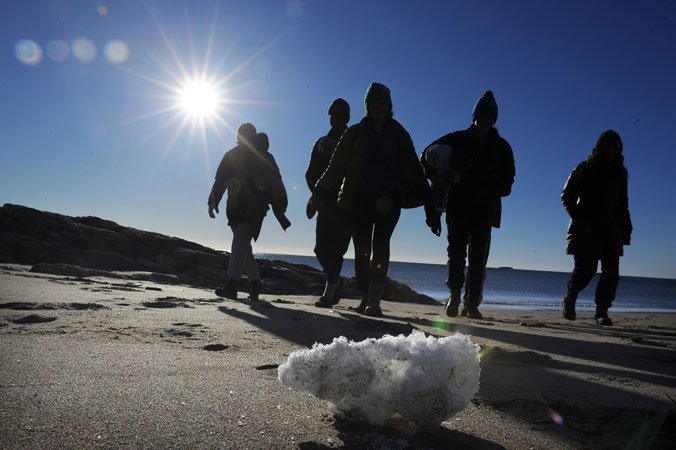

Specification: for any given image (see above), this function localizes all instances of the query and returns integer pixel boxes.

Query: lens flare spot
[98,5,109,16]
[178,79,219,119]
[104,40,129,64]
[549,409,565,425]
[46,40,70,62]
[72,38,96,63]
[15,39,43,65]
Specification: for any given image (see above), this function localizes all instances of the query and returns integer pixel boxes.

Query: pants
[567,254,620,310]
[227,222,260,281]
[446,217,492,306]
[352,195,401,292]
[314,209,351,283]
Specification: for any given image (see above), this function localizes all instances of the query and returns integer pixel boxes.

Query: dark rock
[0,204,437,305]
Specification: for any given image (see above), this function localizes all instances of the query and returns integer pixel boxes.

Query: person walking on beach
[561,130,632,326]
[423,91,515,319]
[306,98,352,308]
[208,124,289,301]
[313,82,438,317]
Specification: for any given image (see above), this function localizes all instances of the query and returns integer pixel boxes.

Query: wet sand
[1,264,674,449]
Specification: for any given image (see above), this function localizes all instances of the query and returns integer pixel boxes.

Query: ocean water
[259,253,676,313]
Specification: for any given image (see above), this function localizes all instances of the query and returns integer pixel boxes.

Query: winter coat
[305,127,345,198]
[562,160,632,257]
[424,125,515,228]
[315,117,431,211]
[208,145,287,240]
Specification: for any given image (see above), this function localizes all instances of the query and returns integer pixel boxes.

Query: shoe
[460,308,467,317]
[595,315,613,326]
[315,296,333,308]
[215,278,238,299]
[445,291,461,317]
[562,300,576,321]
[249,280,261,301]
[364,305,383,317]
[595,306,613,326]
[465,306,483,320]
[349,295,369,314]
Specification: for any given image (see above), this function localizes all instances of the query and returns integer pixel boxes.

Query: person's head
[254,132,269,153]
[328,98,350,131]
[236,123,257,147]
[472,90,498,131]
[364,82,392,120]
[590,129,623,163]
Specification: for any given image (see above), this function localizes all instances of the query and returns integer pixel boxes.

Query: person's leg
[314,212,339,306]
[364,200,401,317]
[218,223,251,299]
[350,203,374,312]
[562,255,598,320]
[445,217,469,316]
[240,225,260,300]
[464,222,492,318]
[594,253,619,325]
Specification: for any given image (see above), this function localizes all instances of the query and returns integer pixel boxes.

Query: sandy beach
[1,264,674,449]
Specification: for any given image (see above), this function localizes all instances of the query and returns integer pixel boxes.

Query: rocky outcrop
[0,204,436,304]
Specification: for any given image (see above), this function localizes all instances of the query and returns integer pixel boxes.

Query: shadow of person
[297,420,506,450]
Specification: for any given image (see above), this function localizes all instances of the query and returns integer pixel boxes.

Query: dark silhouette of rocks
[0,204,436,304]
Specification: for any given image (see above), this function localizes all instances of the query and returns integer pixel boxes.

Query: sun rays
[105,1,293,179]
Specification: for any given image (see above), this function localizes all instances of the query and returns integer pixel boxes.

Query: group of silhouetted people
[207,83,632,326]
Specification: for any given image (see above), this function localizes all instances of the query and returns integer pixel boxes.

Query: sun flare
[178,79,220,119]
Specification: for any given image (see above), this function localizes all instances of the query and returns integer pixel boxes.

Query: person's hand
[208,204,219,219]
[280,216,292,231]
[306,197,317,219]
[425,205,442,236]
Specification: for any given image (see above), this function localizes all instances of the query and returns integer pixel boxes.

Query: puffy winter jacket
[562,160,632,257]
[315,117,431,211]
[425,125,515,228]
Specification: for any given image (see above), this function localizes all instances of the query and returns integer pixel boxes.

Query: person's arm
[315,126,356,194]
[495,139,515,197]
[621,170,632,245]
[208,152,232,218]
[305,138,325,192]
[561,167,581,219]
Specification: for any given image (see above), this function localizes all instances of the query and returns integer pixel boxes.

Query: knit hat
[328,98,350,120]
[364,82,392,111]
[471,90,498,122]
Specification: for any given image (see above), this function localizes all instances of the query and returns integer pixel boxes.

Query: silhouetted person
[424,91,515,319]
[314,82,437,317]
[251,132,291,233]
[306,98,351,308]
[561,130,632,326]
[208,124,289,301]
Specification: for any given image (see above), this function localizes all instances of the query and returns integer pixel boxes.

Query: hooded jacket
[562,157,632,257]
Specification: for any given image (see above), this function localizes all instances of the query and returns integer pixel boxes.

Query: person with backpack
[561,130,632,326]
[313,82,438,317]
[423,91,515,319]
[305,98,352,308]
[208,124,289,301]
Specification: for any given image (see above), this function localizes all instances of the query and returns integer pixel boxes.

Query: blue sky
[1,0,675,279]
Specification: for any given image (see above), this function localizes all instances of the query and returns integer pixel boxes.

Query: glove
[425,204,442,236]
[306,197,317,219]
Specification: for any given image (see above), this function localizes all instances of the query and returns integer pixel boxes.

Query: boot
[331,278,343,306]
[364,282,384,317]
[350,294,369,314]
[249,279,261,301]
[215,277,238,300]
[562,293,576,321]
[445,290,461,317]
[465,304,483,320]
[594,306,613,326]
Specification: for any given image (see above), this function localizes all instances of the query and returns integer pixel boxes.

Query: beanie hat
[328,98,350,120]
[255,132,270,152]
[471,90,498,122]
[364,82,392,111]
[237,123,257,144]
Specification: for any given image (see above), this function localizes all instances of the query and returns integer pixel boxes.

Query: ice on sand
[278,330,480,427]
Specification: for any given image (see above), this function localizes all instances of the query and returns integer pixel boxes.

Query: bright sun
[178,79,220,119]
